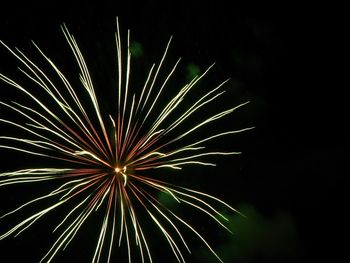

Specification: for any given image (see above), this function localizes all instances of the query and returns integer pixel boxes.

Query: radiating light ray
[61,25,114,160]
[131,184,190,253]
[140,36,173,115]
[0,18,252,262]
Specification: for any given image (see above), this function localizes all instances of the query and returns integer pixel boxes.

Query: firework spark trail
[0,18,253,262]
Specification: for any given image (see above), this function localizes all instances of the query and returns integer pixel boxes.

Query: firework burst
[0,19,252,262]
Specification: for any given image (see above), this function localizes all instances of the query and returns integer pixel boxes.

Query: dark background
[0,1,347,262]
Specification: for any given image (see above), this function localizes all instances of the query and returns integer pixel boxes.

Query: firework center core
[114,166,126,173]
[114,166,127,186]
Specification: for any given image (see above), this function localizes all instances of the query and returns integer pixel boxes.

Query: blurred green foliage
[195,204,300,263]
[130,41,143,58]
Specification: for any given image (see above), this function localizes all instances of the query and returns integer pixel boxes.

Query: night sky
[0,1,347,263]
